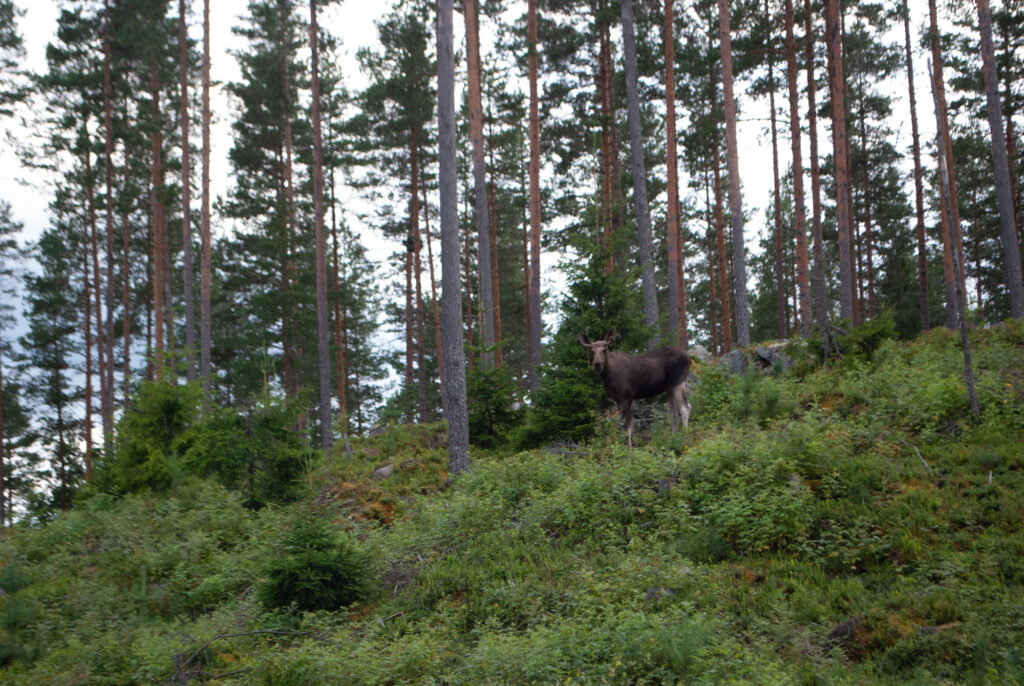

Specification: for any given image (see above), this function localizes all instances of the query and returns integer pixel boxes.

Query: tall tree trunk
[437,0,469,476]
[102,0,116,420]
[930,60,960,328]
[464,0,495,367]
[598,9,615,273]
[179,0,196,381]
[411,129,428,422]
[423,179,443,394]
[405,244,414,421]
[824,0,855,324]
[622,0,660,347]
[804,0,828,330]
[857,108,877,319]
[328,149,347,422]
[929,0,967,308]
[200,0,212,393]
[785,0,811,336]
[768,2,786,339]
[714,147,732,352]
[718,0,750,345]
[903,0,930,331]
[121,152,132,408]
[87,143,108,458]
[486,127,503,366]
[527,0,542,387]
[149,59,166,379]
[83,224,94,481]
[703,170,720,355]
[309,0,333,449]
[976,0,1024,317]
[665,0,686,347]
[280,2,299,397]
[463,194,474,374]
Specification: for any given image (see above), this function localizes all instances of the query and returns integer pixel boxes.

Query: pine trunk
[464,0,495,367]
[976,0,1024,317]
[718,0,750,346]
[929,0,968,309]
[102,0,116,417]
[423,180,443,394]
[785,0,811,336]
[622,0,660,347]
[309,0,333,449]
[527,0,542,387]
[179,0,196,381]
[83,225,94,480]
[87,142,108,455]
[329,160,347,422]
[486,133,503,366]
[598,12,615,273]
[824,0,855,323]
[665,0,686,347]
[804,0,828,330]
[768,7,786,339]
[149,59,166,379]
[714,148,732,352]
[411,130,428,422]
[437,0,470,476]
[200,0,212,393]
[903,0,930,331]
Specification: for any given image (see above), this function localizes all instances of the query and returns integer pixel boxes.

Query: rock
[373,464,394,480]
[754,343,794,372]
[719,349,748,374]
[688,344,712,364]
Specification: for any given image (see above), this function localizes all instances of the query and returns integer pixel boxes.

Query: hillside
[1,323,1023,685]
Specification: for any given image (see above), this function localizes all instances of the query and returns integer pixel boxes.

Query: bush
[259,511,369,613]
[468,365,525,448]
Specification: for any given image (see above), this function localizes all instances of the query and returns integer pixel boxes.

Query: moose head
[577,328,691,448]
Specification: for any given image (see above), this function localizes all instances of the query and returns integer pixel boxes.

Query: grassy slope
[1,323,1023,685]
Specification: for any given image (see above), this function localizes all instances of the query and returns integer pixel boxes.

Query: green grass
[1,323,1023,684]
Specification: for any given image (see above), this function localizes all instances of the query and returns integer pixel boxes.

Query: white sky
[0,0,951,341]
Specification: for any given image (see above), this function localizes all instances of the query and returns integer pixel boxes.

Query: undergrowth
[1,323,1023,684]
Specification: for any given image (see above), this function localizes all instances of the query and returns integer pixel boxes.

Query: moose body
[578,330,691,447]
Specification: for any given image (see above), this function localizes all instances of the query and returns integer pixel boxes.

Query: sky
[0,0,948,344]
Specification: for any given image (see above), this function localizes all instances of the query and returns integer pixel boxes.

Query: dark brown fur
[577,329,691,447]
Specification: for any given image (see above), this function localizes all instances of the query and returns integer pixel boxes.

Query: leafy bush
[836,313,898,363]
[259,511,369,613]
[467,364,525,448]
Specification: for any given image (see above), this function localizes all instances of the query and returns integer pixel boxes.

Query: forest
[0,0,1022,681]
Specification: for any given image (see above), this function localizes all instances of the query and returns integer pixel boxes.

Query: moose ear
[577,333,592,348]
[606,328,621,345]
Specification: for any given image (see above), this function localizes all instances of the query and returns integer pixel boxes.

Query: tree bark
[464,0,495,367]
[929,0,967,309]
[279,2,299,397]
[665,0,686,347]
[903,0,930,331]
[149,59,166,379]
[714,148,732,352]
[411,129,428,422]
[622,0,660,347]
[423,178,443,395]
[976,0,1024,317]
[527,0,542,387]
[309,0,333,449]
[768,1,786,338]
[86,141,108,460]
[179,0,196,382]
[102,0,116,419]
[785,0,811,336]
[598,9,615,274]
[804,0,828,330]
[486,128,503,367]
[718,0,750,346]
[824,0,855,324]
[437,0,469,476]
[200,0,212,394]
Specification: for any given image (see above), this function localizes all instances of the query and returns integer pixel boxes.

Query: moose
[577,328,691,448]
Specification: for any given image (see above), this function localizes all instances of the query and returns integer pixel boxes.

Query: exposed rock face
[688,344,712,364]
[373,464,394,480]
[713,341,795,375]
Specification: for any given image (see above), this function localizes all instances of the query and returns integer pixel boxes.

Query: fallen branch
[899,439,933,473]
[378,611,405,627]
[170,630,318,683]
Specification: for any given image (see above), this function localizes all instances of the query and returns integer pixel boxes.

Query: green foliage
[467,364,524,448]
[104,381,312,506]
[259,511,368,613]
[0,560,40,666]
[2,328,1023,684]
[836,312,899,363]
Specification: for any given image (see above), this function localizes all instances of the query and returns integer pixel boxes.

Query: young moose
[577,328,691,448]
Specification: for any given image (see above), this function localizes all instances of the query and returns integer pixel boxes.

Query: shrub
[259,511,369,613]
[467,364,525,448]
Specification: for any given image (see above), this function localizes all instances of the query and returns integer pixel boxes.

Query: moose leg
[619,399,634,448]
[669,382,690,431]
